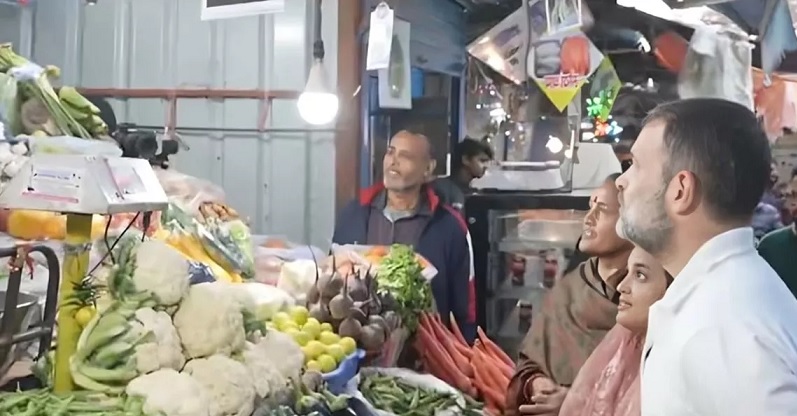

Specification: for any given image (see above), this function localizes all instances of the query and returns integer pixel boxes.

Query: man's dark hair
[453,137,493,169]
[791,166,797,180]
[644,98,771,222]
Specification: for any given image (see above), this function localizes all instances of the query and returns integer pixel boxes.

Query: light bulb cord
[312,0,324,60]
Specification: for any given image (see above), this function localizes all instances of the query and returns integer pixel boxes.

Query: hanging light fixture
[297,0,339,125]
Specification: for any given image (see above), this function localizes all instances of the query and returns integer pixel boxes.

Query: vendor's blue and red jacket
[332,184,477,343]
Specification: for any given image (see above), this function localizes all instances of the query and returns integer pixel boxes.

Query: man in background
[332,130,476,341]
[433,137,493,211]
[758,170,797,298]
[615,98,797,415]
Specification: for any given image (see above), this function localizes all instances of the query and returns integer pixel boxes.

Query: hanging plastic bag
[154,168,225,216]
[0,72,19,137]
[27,135,122,156]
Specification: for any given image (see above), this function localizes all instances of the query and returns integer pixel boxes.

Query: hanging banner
[201,0,284,21]
[528,30,603,111]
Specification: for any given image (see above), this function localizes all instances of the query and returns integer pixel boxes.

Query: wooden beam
[77,88,299,100]
[335,0,362,215]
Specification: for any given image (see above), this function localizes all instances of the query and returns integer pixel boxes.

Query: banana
[59,86,101,115]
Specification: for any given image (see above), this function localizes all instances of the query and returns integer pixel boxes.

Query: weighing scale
[0,153,168,393]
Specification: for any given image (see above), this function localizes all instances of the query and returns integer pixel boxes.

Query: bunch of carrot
[414,312,516,416]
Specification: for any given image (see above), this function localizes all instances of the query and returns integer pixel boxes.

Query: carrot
[417,325,472,391]
[472,357,506,407]
[477,326,515,368]
[448,312,469,346]
[474,343,514,379]
[474,349,510,389]
[425,313,473,362]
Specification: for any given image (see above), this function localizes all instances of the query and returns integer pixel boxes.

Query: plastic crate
[322,349,365,394]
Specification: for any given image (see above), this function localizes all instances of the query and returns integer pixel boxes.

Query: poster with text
[202,0,284,21]
[527,30,603,111]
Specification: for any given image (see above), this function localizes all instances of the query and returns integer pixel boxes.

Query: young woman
[506,174,633,415]
[519,246,673,416]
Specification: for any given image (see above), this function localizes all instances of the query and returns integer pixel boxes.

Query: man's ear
[425,160,437,180]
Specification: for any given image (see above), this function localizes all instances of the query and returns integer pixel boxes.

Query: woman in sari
[506,174,633,415]
[518,246,673,416]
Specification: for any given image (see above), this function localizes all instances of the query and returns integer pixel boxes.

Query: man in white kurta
[614,98,797,415]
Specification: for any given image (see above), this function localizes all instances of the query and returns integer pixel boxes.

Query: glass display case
[465,191,591,355]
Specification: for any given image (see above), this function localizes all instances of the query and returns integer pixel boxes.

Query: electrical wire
[86,213,141,279]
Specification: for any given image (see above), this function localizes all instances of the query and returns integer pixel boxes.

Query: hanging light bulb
[297,58,339,125]
[297,0,339,125]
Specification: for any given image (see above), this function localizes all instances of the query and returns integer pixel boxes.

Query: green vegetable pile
[69,295,157,394]
[359,373,482,416]
[376,244,432,331]
[0,389,146,415]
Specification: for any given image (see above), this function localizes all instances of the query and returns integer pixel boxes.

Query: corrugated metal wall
[7,0,339,247]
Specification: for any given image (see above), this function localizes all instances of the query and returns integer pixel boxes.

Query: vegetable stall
[0,44,517,416]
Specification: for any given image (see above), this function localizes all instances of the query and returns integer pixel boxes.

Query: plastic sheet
[27,136,122,157]
[330,244,438,281]
[154,168,226,216]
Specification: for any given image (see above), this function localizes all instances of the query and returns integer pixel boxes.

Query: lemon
[305,340,326,359]
[290,305,309,326]
[306,360,322,372]
[301,346,315,363]
[273,311,291,325]
[75,306,96,328]
[318,331,341,345]
[317,354,337,373]
[277,320,299,332]
[325,344,346,362]
[302,319,322,339]
[320,322,333,332]
[339,337,357,355]
[292,330,312,346]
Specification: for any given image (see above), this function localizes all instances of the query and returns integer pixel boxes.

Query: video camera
[112,123,180,169]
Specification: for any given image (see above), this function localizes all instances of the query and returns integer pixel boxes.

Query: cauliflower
[173,282,246,359]
[240,341,287,399]
[71,305,186,393]
[127,369,211,416]
[247,331,304,385]
[133,308,186,373]
[132,239,192,306]
[184,355,256,416]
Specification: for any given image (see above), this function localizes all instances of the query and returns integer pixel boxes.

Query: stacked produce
[415,312,514,416]
[158,202,250,283]
[0,44,107,139]
[359,372,483,416]
[13,235,358,416]
[196,201,255,280]
[267,307,357,374]
[0,389,148,415]
[303,253,405,356]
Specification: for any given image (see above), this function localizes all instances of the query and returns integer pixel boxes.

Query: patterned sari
[505,258,625,415]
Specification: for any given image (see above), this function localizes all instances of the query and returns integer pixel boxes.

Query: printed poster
[528,30,603,111]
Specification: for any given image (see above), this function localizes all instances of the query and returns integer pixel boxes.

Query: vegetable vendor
[332,130,476,343]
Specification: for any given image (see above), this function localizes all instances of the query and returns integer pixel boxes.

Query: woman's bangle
[523,373,544,399]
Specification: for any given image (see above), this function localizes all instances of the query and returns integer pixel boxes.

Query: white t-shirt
[641,227,797,416]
